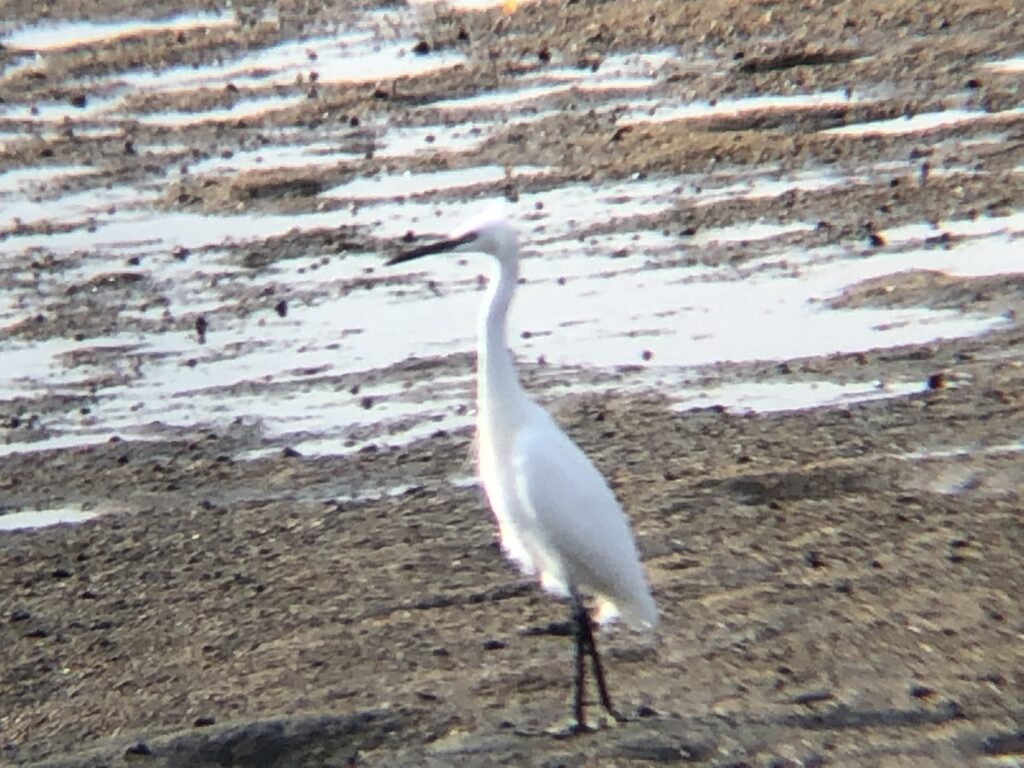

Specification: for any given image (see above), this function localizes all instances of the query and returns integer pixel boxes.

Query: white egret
[387,206,657,731]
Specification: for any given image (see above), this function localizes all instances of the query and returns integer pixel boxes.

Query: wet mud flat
[1,0,1024,766]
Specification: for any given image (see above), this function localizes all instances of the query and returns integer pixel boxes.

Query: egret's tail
[595,589,658,630]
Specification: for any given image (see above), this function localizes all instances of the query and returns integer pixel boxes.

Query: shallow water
[2,12,234,51]
[2,200,1013,461]
[1,4,1022,472]
[625,90,861,125]
[673,379,929,414]
[0,506,98,530]
[826,106,1024,137]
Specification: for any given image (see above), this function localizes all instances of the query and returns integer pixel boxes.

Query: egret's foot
[511,725,547,738]
[512,717,590,738]
[599,708,629,727]
[542,717,595,738]
[549,712,629,737]
[515,711,626,738]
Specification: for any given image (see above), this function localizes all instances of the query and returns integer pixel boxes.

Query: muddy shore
[2,0,1023,766]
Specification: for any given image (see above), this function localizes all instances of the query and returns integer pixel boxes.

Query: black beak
[387,231,478,266]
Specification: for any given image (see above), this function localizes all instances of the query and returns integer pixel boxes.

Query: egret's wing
[511,412,656,627]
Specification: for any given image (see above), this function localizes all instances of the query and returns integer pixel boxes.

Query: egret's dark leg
[576,600,623,720]
[571,595,588,729]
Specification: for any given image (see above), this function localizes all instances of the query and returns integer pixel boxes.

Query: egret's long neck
[478,257,526,421]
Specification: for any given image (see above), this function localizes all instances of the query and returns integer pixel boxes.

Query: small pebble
[804,550,825,568]
[124,741,153,756]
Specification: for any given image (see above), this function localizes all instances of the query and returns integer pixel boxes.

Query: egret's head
[388,204,519,267]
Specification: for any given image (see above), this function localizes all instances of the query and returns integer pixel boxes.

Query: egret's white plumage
[389,205,656,726]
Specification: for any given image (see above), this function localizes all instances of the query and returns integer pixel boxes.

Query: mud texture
[2,0,1023,767]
